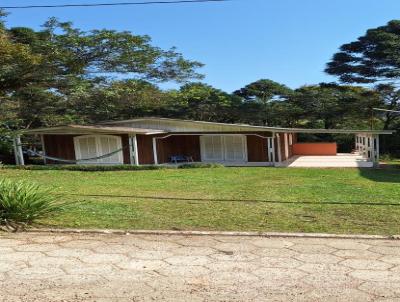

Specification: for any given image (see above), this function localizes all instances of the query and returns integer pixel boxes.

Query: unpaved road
[1,232,400,301]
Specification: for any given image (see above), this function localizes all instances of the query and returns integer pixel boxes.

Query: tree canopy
[234,79,292,125]
[326,20,400,84]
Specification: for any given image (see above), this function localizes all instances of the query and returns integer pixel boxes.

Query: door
[223,135,247,161]
[200,135,247,162]
[74,135,123,164]
[200,136,224,161]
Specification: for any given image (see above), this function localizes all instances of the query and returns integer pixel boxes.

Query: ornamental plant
[0,179,65,231]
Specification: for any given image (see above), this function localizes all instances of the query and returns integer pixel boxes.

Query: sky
[2,0,400,92]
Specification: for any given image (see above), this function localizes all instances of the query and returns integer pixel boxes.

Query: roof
[22,118,395,136]
[21,124,165,135]
[100,117,395,135]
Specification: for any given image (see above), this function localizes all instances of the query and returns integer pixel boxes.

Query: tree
[234,79,292,125]
[171,83,240,122]
[9,18,204,85]
[326,20,400,84]
[0,15,204,131]
[0,27,42,96]
[374,84,400,130]
[69,79,169,123]
[290,83,381,129]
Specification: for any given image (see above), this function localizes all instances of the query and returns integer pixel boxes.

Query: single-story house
[14,117,394,168]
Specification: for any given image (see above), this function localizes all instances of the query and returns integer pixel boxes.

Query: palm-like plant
[0,179,65,231]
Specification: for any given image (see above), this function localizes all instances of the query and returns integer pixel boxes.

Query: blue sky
[2,0,400,92]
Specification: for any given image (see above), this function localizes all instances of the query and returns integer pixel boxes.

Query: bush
[7,164,176,171]
[0,179,65,231]
[178,163,224,169]
[6,163,224,172]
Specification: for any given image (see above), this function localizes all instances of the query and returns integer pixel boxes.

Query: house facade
[16,118,394,167]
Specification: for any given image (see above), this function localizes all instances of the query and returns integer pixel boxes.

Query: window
[200,135,247,162]
[74,135,123,164]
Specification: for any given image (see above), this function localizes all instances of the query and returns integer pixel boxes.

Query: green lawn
[383,159,400,166]
[2,167,400,235]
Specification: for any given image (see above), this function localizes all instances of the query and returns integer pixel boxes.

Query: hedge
[3,163,224,172]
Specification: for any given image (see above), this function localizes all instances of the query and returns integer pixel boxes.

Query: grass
[383,159,400,166]
[1,167,400,235]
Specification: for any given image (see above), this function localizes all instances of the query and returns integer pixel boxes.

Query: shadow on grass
[358,167,400,183]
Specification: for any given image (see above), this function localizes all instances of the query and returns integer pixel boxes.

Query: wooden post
[269,133,276,166]
[40,135,47,165]
[13,135,25,166]
[128,135,139,165]
[375,135,380,166]
[13,137,19,165]
[370,135,375,162]
[284,133,289,160]
[152,137,158,165]
[276,133,282,163]
[132,135,139,165]
[267,137,272,164]
[128,135,134,165]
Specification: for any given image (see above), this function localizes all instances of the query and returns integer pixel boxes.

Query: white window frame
[73,135,123,165]
[200,135,248,162]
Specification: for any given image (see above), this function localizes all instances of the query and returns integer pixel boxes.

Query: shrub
[6,164,176,171]
[6,163,224,172]
[178,163,224,169]
[0,179,65,231]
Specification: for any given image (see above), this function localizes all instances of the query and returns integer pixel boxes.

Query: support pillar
[276,133,282,163]
[40,135,47,165]
[152,137,158,165]
[129,135,139,165]
[374,135,380,167]
[267,133,276,166]
[284,133,289,160]
[13,135,25,166]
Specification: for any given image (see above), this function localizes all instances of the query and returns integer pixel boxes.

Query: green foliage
[326,20,400,84]
[326,20,400,154]
[178,163,224,169]
[0,179,65,231]
[290,83,381,129]
[9,19,204,83]
[0,16,204,131]
[69,79,170,123]
[6,163,224,171]
[8,164,173,172]
[234,79,293,126]
[170,82,241,122]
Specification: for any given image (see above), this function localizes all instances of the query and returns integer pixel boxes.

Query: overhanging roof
[22,118,395,136]
[265,127,394,135]
[21,125,165,135]
[100,117,395,135]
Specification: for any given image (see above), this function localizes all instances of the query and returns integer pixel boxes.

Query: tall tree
[325,20,400,135]
[374,84,400,130]
[234,79,292,126]
[69,79,169,123]
[326,20,400,84]
[0,15,204,131]
[171,83,240,122]
[290,83,381,129]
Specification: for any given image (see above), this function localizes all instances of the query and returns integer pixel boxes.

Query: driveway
[1,232,400,301]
